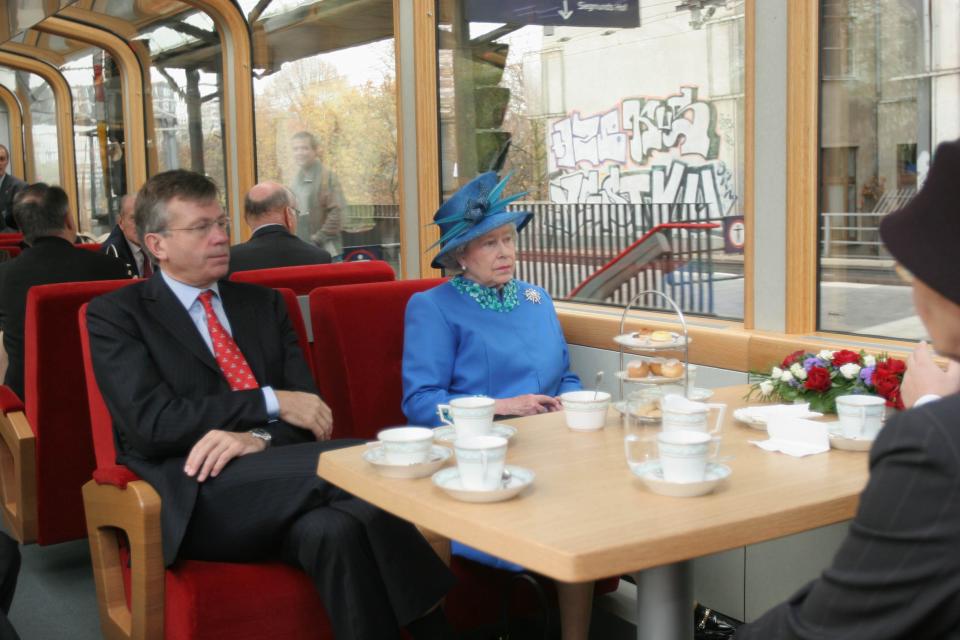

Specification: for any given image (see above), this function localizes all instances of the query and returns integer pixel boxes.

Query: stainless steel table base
[631,561,693,640]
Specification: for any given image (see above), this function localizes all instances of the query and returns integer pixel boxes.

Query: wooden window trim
[180,0,255,241]
[0,85,25,178]
[35,16,149,196]
[0,51,79,219]
[558,308,920,374]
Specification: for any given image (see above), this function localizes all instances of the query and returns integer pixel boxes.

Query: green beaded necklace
[450,276,519,312]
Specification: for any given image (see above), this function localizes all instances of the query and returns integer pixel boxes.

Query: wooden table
[318,385,871,639]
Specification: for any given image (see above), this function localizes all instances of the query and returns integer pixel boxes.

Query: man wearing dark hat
[737,139,960,638]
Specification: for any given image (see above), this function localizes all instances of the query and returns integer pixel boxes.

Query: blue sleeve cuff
[262,386,280,420]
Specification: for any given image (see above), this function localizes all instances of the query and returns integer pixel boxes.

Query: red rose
[782,350,806,368]
[831,350,861,367]
[876,357,906,376]
[804,366,832,392]
[873,372,900,401]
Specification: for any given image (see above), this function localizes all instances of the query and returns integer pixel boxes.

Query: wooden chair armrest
[83,479,164,640]
[0,409,35,543]
[417,525,451,567]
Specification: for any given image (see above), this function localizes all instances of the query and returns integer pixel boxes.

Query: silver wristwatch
[249,428,272,448]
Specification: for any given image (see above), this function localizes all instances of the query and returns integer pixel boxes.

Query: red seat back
[229,261,395,295]
[77,243,102,252]
[24,279,135,543]
[309,278,445,440]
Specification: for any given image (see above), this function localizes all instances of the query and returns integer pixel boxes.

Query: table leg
[631,561,692,640]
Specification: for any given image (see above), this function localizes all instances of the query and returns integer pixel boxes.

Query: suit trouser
[178,440,454,640]
[0,532,20,640]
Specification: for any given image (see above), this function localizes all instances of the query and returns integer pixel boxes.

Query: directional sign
[722,216,745,254]
[465,0,640,29]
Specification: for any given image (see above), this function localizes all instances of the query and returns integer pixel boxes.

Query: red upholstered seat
[229,260,395,295]
[77,242,102,252]
[78,305,333,640]
[0,279,134,544]
[309,278,446,440]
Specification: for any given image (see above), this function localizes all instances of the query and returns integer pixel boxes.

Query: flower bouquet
[747,349,906,413]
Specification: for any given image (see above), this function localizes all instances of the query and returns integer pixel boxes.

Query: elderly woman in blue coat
[402,172,593,640]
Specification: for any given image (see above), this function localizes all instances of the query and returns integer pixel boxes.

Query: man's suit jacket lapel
[142,274,222,376]
[219,282,268,382]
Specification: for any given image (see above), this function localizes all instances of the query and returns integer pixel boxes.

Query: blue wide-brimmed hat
[429,172,533,269]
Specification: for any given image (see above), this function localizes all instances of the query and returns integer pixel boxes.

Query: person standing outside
[289,131,345,258]
[0,145,26,232]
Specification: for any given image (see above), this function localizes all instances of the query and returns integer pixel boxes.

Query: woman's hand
[495,394,563,416]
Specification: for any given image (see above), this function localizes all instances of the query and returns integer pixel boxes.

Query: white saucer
[828,433,874,452]
[363,445,452,479]
[614,332,690,351]
[733,407,824,430]
[630,461,731,497]
[433,424,518,444]
[616,370,687,385]
[431,465,535,503]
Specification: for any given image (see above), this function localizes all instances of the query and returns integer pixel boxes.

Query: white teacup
[437,396,496,439]
[560,390,611,431]
[836,395,886,440]
[657,429,721,483]
[454,435,508,490]
[661,394,726,435]
[377,427,434,465]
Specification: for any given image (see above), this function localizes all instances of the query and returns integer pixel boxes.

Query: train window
[817,0,959,340]
[243,0,402,271]
[89,3,227,204]
[60,46,125,237]
[1,70,61,188]
[436,0,746,319]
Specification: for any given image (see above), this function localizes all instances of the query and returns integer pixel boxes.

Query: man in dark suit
[86,170,454,640]
[228,181,331,274]
[738,140,960,639]
[0,145,26,232]
[101,194,153,278]
[0,184,129,399]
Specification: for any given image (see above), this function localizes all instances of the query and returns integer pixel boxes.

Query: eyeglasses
[287,206,301,217]
[166,216,231,237]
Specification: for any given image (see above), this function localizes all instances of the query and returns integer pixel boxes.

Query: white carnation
[771,366,783,378]
[780,370,794,383]
[790,362,808,380]
[759,380,774,396]
[863,355,876,368]
[839,363,861,379]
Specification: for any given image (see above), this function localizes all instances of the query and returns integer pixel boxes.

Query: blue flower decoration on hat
[428,171,533,269]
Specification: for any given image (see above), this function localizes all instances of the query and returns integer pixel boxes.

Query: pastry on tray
[627,360,649,379]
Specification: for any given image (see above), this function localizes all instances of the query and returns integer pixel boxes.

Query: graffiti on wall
[548,86,737,217]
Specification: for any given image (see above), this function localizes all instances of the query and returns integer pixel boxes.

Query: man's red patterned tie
[197,290,259,391]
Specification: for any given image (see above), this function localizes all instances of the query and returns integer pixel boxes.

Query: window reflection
[61,47,125,237]
[818,0,958,340]
[438,1,746,318]
[245,0,401,271]
[87,1,227,198]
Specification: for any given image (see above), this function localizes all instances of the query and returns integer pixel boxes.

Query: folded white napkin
[740,403,821,422]
[749,418,830,457]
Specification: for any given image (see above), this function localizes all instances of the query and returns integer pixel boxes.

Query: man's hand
[494,394,563,417]
[902,341,960,408]
[275,390,333,440]
[184,430,265,482]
